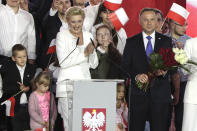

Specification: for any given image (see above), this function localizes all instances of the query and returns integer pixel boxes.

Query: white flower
[174,48,188,65]
[172,48,180,54]
[179,57,188,65]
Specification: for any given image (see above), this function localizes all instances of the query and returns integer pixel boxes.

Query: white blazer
[55,30,98,97]
[183,37,197,104]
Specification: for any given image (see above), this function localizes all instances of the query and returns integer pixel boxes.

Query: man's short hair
[139,8,156,17]
[12,44,27,56]
[153,8,164,21]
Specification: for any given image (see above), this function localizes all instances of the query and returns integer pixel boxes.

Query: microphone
[59,37,79,65]
[90,38,96,48]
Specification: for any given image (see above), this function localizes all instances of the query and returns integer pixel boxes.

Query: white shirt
[55,30,98,97]
[142,31,155,50]
[16,64,28,104]
[49,8,57,16]
[0,5,36,59]
[16,64,26,83]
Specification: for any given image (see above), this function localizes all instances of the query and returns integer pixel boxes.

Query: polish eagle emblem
[83,109,106,131]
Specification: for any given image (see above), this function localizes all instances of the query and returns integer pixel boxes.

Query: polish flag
[47,39,56,55]
[104,0,122,11]
[1,97,15,117]
[167,3,190,26]
[35,128,46,131]
[109,8,129,31]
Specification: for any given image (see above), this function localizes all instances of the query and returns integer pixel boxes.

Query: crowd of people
[0,0,196,131]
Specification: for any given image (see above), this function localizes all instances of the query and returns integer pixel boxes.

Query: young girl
[28,72,57,130]
[116,83,128,131]
[92,3,127,54]
[91,24,122,79]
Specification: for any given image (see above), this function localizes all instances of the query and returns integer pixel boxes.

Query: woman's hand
[84,43,95,57]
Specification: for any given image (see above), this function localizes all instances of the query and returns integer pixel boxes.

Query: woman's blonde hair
[66,6,85,21]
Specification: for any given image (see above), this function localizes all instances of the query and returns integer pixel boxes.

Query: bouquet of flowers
[137,47,197,92]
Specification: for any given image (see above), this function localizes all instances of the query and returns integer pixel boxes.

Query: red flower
[159,48,179,68]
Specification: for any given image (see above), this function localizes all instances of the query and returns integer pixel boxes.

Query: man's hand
[20,0,28,11]
[154,69,167,76]
[52,0,59,10]
[136,74,148,83]
[176,42,183,49]
[28,59,35,64]
[171,73,180,105]
[173,88,180,105]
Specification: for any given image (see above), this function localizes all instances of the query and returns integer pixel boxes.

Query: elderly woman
[55,6,98,130]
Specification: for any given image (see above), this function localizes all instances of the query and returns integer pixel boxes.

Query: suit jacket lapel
[139,33,149,63]
[139,33,147,58]
[154,32,161,52]
[14,64,22,83]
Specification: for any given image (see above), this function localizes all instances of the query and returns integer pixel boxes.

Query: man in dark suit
[37,0,71,69]
[122,8,180,131]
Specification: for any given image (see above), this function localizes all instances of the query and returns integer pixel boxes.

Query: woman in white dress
[182,37,197,131]
[55,6,98,130]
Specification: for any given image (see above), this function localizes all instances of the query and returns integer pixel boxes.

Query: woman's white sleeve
[56,32,87,68]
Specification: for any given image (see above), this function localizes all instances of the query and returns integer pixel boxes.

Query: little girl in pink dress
[28,72,57,131]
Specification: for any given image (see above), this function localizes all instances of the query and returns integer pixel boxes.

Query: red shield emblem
[82,108,106,131]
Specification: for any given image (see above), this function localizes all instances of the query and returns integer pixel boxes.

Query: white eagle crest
[83,109,105,131]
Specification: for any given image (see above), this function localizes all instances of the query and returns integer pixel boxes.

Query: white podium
[72,79,124,131]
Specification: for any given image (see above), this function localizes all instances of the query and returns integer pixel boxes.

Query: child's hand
[17,82,30,92]
[116,100,121,109]
[41,121,46,126]
[116,123,124,131]
[84,43,95,57]
[46,121,49,128]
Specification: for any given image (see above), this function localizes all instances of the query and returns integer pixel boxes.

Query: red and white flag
[109,8,129,31]
[1,97,15,117]
[104,0,122,11]
[47,39,56,55]
[35,128,46,131]
[167,3,190,26]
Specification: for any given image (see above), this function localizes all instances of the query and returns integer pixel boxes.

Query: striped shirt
[0,4,36,59]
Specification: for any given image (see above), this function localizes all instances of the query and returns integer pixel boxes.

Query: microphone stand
[48,37,79,131]
[49,72,53,131]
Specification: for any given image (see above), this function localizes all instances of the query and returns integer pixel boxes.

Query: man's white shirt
[142,31,155,50]
[0,5,36,59]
